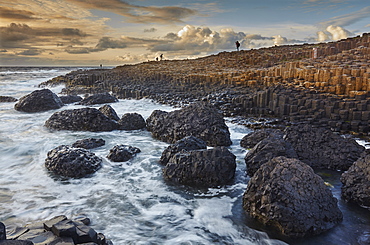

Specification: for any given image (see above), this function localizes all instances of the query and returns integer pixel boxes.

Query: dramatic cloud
[0,23,89,49]
[65,0,197,24]
[317,25,353,41]
[0,6,40,21]
[148,25,294,55]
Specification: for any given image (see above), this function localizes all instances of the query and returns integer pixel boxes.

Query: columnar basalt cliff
[41,33,370,135]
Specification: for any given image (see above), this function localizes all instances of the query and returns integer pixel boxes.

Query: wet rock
[240,128,283,149]
[284,124,365,170]
[244,135,298,176]
[14,89,63,113]
[0,222,33,244]
[59,95,82,104]
[99,105,120,121]
[118,113,146,130]
[159,136,207,166]
[45,145,102,178]
[0,96,17,103]
[78,92,118,105]
[45,107,119,132]
[72,138,105,149]
[163,147,236,187]
[106,145,141,162]
[341,150,370,209]
[243,156,343,238]
[146,102,232,146]
[1,216,111,245]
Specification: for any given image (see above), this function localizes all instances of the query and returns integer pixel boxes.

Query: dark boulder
[146,102,232,146]
[159,136,207,165]
[14,89,63,112]
[59,95,82,104]
[118,113,146,130]
[72,138,105,149]
[99,105,120,121]
[341,150,370,209]
[284,124,365,170]
[240,128,283,149]
[45,108,119,132]
[163,147,236,187]
[45,145,102,178]
[0,96,17,103]
[106,145,141,162]
[243,156,343,238]
[78,92,118,105]
[244,135,298,176]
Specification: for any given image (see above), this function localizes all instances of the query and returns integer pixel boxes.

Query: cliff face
[41,33,370,135]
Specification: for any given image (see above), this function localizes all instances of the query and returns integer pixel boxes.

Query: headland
[42,33,370,136]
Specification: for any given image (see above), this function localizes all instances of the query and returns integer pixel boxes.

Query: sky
[1,0,370,66]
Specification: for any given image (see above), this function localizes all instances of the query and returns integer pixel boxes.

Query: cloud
[0,23,89,49]
[65,0,197,24]
[144,28,157,33]
[318,6,370,27]
[65,36,133,54]
[0,6,40,20]
[17,49,42,56]
[317,25,353,41]
[148,25,295,55]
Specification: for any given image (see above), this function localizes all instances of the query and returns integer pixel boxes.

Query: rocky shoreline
[40,33,370,136]
[1,34,370,244]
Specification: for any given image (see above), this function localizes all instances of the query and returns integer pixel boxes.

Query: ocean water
[0,67,369,245]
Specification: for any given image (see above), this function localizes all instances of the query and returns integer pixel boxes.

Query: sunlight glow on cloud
[317,25,353,41]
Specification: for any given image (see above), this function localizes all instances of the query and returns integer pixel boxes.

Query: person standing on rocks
[235,41,240,51]
[160,54,164,60]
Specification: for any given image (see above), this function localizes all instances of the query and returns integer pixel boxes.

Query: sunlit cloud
[64,0,197,24]
[317,25,353,41]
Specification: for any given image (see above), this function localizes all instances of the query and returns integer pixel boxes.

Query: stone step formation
[40,33,370,135]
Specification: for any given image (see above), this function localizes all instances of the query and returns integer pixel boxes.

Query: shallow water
[0,67,369,245]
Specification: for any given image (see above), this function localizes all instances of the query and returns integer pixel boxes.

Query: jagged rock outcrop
[240,128,283,149]
[159,136,207,166]
[341,150,370,209]
[72,138,105,149]
[244,135,298,176]
[45,108,119,132]
[59,95,82,104]
[99,105,120,121]
[118,113,146,130]
[106,145,141,162]
[146,102,232,146]
[1,215,112,244]
[163,147,236,187]
[243,156,343,238]
[0,96,17,102]
[78,92,118,105]
[45,145,102,178]
[14,89,63,112]
[284,124,365,170]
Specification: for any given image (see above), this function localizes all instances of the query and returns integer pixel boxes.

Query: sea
[0,66,369,245]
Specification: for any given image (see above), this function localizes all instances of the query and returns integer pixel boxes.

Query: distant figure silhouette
[100,64,102,68]
[235,41,240,51]
[160,54,163,60]
[156,57,158,61]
